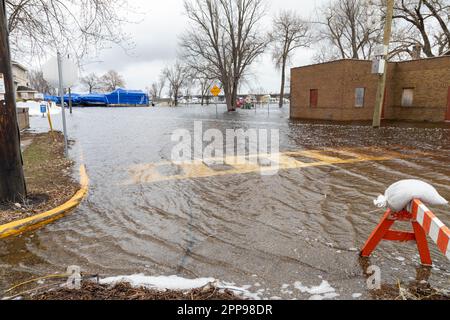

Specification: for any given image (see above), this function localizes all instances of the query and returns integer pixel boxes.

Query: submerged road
[1,105,449,299]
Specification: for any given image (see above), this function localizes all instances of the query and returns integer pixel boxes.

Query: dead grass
[29,281,241,301]
[371,281,450,300]
[0,132,79,225]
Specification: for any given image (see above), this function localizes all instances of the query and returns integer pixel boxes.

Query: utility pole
[0,0,27,202]
[373,0,395,128]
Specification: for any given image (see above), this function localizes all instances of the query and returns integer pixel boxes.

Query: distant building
[16,85,38,100]
[10,61,39,100]
[12,61,29,90]
[290,56,450,122]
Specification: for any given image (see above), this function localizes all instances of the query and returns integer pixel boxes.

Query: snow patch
[294,280,339,300]
[218,283,262,300]
[100,274,263,300]
[17,101,61,116]
[100,274,214,291]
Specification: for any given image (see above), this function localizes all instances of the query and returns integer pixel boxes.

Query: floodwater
[1,105,449,299]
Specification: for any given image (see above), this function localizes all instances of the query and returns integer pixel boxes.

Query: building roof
[11,61,28,72]
[17,85,37,92]
[292,55,450,70]
[291,58,371,70]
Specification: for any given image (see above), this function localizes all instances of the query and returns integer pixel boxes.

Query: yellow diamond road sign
[210,85,221,97]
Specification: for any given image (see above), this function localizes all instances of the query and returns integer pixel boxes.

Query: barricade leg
[412,221,432,266]
[361,210,394,257]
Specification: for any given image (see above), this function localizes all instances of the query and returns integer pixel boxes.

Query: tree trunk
[420,28,434,57]
[225,91,232,111]
[231,81,238,111]
[224,83,232,112]
[174,88,178,106]
[0,0,27,202]
[279,58,286,108]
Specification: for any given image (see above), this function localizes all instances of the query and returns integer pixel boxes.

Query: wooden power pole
[373,0,395,128]
[0,0,27,202]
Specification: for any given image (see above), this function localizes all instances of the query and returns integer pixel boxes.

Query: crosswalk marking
[126,147,415,184]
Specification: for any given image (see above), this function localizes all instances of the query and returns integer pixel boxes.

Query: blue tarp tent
[57,89,149,106]
[78,93,108,106]
[64,93,82,105]
[105,88,149,105]
[44,94,59,103]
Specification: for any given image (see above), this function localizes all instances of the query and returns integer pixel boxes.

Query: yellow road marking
[126,147,413,185]
[0,165,89,239]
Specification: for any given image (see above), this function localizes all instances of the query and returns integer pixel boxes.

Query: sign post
[42,54,78,157]
[210,85,221,118]
[57,52,69,157]
[68,87,73,114]
[40,104,46,117]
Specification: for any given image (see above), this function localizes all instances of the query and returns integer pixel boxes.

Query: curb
[0,165,89,239]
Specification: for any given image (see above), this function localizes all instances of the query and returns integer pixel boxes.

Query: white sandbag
[374,180,448,212]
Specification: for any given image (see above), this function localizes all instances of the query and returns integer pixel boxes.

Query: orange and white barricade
[409,200,450,261]
[361,199,450,266]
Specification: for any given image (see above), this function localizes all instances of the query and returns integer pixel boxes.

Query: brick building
[290,56,450,122]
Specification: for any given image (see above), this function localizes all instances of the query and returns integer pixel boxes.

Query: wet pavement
[1,104,449,299]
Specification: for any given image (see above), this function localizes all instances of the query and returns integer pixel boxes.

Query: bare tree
[392,0,450,58]
[180,0,268,111]
[423,0,450,55]
[81,73,101,93]
[197,76,214,106]
[100,70,125,92]
[163,62,187,107]
[149,83,159,100]
[149,75,166,101]
[186,64,215,106]
[5,0,135,62]
[315,0,384,62]
[269,10,310,108]
[157,75,166,99]
[28,70,55,94]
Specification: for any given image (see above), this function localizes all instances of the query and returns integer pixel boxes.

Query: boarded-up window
[401,88,414,107]
[310,89,318,108]
[355,88,365,108]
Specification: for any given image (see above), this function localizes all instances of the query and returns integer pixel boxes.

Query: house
[290,56,450,122]
[16,85,38,100]
[11,61,29,91]
[11,61,40,100]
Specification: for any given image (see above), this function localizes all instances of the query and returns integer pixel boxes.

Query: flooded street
[1,105,449,299]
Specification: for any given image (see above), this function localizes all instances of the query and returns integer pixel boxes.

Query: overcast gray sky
[80,0,327,94]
